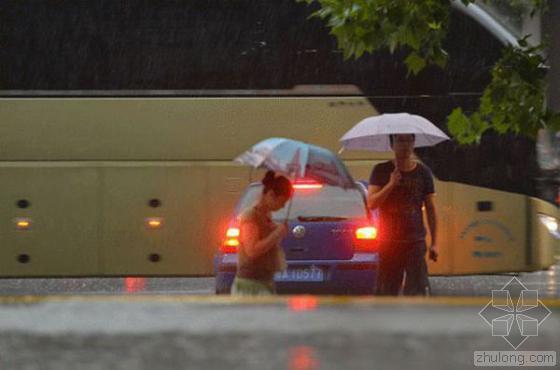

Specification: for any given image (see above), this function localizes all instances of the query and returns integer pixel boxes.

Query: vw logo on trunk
[292,225,306,239]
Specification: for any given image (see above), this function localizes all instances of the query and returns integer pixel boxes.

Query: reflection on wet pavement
[288,296,319,312]
[289,345,319,370]
[430,259,560,298]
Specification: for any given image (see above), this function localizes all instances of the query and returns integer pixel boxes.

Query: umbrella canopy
[235,137,355,189]
[339,113,450,152]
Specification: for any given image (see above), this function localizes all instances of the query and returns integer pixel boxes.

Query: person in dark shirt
[367,134,438,295]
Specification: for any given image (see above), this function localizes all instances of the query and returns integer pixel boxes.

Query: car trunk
[282,219,357,260]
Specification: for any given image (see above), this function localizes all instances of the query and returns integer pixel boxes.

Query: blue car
[214,180,378,295]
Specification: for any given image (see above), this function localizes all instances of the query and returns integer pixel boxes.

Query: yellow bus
[0,91,557,277]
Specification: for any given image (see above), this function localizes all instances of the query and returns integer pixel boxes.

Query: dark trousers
[375,240,429,296]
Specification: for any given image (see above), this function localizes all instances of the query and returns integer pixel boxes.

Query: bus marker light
[15,218,32,230]
[146,217,164,229]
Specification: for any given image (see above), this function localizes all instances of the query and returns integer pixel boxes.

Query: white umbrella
[339,113,450,152]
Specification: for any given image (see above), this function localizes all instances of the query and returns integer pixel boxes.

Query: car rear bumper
[214,253,378,295]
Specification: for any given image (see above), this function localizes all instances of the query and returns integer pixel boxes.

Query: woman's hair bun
[262,170,276,186]
[261,170,293,198]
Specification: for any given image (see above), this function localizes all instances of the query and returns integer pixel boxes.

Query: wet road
[0,295,558,370]
[0,259,558,298]
[0,260,558,369]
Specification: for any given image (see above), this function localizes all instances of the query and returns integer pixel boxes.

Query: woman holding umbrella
[231,170,293,296]
[233,137,356,295]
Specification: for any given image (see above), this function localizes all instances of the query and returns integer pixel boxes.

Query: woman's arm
[241,222,287,259]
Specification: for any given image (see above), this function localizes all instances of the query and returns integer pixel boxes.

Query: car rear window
[236,184,368,221]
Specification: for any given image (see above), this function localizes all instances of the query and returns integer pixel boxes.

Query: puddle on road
[288,345,320,370]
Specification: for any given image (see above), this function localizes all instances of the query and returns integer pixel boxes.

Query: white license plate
[274,267,324,282]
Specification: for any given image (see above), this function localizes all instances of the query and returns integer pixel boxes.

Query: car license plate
[274,267,324,282]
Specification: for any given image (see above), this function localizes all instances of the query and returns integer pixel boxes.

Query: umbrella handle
[284,173,297,223]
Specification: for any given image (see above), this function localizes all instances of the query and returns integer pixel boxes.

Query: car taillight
[221,227,240,253]
[226,227,240,238]
[354,226,377,252]
[356,226,377,240]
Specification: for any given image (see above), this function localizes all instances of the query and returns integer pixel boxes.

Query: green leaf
[400,27,421,50]
[404,52,426,75]
[427,21,441,30]
[432,47,448,68]
[447,109,489,145]
[447,108,468,137]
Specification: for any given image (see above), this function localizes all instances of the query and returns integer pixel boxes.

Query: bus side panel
[529,197,559,270]
[0,165,100,276]
[448,183,527,274]
[100,163,246,276]
[0,97,377,162]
